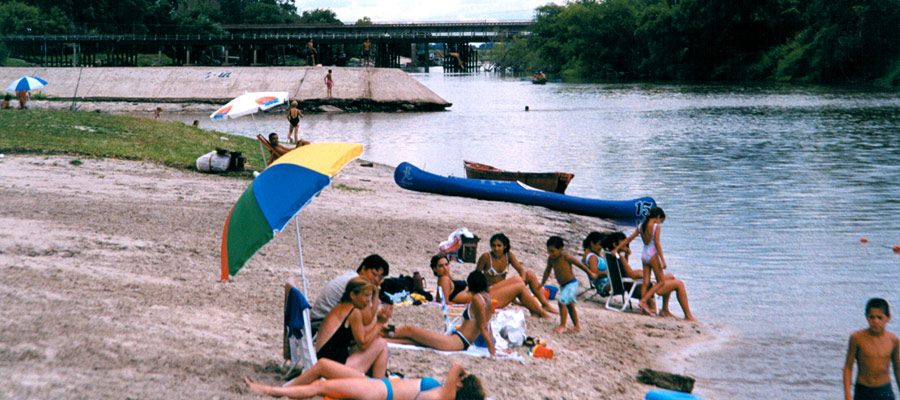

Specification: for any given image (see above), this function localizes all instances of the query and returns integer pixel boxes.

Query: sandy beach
[0,154,708,399]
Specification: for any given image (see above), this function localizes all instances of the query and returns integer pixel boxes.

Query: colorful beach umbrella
[220,142,363,281]
[210,91,288,120]
[7,76,47,92]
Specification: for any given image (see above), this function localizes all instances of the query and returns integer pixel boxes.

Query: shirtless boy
[843,298,900,400]
[540,236,596,333]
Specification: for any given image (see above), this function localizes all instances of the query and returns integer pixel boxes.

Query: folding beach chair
[604,252,653,312]
[257,134,286,166]
[437,286,464,335]
[577,252,608,303]
[282,284,316,377]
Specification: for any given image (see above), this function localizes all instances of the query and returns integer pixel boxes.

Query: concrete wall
[0,66,449,106]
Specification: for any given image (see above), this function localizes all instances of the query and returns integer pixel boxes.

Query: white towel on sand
[387,342,525,363]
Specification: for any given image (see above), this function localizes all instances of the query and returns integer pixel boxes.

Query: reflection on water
[161,70,900,399]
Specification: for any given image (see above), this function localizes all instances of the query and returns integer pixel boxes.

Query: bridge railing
[0,31,529,42]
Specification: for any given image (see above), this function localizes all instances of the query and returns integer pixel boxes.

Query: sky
[293,0,564,23]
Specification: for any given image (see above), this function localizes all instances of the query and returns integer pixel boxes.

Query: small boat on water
[395,162,655,221]
[464,160,573,194]
[532,78,547,85]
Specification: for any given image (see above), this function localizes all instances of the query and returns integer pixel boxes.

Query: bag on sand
[197,148,245,172]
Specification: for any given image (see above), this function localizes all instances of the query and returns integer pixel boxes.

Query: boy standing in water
[541,236,595,333]
[843,298,900,400]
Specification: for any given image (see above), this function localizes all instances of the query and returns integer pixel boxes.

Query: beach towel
[387,342,525,364]
[284,286,310,339]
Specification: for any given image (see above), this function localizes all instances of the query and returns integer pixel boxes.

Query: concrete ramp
[0,66,450,109]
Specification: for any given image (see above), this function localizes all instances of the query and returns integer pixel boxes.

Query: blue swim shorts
[557,279,579,305]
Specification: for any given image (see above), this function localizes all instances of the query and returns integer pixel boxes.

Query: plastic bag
[489,309,526,350]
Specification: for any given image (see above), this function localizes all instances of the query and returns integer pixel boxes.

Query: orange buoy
[893,244,900,253]
[861,237,869,243]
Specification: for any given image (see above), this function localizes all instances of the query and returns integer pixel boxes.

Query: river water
[164,69,900,399]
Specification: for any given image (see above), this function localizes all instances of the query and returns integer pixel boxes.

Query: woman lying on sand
[386,270,496,356]
[476,233,556,315]
[431,254,549,318]
[245,358,484,400]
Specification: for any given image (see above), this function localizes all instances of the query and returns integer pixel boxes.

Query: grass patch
[69,159,82,166]
[334,183,370,192]
[0,109,263,174]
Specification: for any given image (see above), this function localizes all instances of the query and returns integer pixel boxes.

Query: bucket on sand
[543,285,558,300]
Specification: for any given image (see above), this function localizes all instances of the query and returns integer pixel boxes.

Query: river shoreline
[1,154,709,399]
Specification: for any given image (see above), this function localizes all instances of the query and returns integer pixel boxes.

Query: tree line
[492,0,900,86]
[0,0,346,36]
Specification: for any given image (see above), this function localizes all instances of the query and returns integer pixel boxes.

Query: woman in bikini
[476,233,556,315]
[611,207,696,321]
[245,359,484,400]
[385,270,496,357]
[316,277,391,377]
[430,254,549,318]
[286,100,304,144]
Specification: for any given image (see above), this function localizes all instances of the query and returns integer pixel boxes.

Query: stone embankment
[0,66,450,113]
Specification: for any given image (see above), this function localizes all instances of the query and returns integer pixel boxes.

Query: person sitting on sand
[843,298,900,400]
[476,233,556,315]
[310,254,390,332]
[2,94,12,109]
[245,358,484,400]
[431,254,549,318]
[315,277,390,378]
[385,270,496,357]
[541,236,595,333]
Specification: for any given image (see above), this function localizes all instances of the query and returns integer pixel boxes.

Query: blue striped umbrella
[7,76,48,92]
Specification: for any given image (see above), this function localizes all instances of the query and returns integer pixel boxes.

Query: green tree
[0,1,68,34]
[355,16,372,25]
[299,8,340,24]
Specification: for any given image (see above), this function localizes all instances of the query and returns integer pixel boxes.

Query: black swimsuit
[448,279,468,302]
[316,311,355,363]
[288,110,300,126]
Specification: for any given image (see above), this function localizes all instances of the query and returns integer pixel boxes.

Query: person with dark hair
[582,231,610,292]
[611,206,668,315]
[267,132,296,156]
[245,359,484,400]
[843,298,899,400]
[430,254,549,317]
[386,270,496,357]
[476,232,556,315]
[315,277,390,377]
[311,254,392,332]
[611,207,696,321]
[541,236,594,333]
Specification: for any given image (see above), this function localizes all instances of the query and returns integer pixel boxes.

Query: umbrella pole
[294,216,309,297]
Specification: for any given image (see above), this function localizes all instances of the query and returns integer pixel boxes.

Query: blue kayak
[394,162,656,221]
[646,389,702,400]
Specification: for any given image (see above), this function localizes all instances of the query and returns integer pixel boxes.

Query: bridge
[2,21,532,70]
